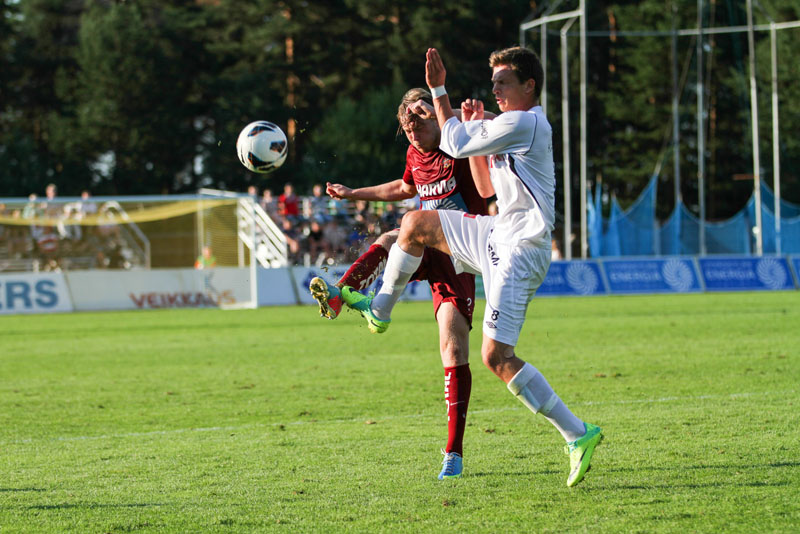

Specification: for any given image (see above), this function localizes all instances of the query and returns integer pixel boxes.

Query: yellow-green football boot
[340,286,390,334]
[565,423,603,487]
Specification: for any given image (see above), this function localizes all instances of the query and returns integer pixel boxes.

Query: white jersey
[439,106,555,246]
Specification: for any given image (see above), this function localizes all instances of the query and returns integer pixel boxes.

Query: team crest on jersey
[443,158,452,169]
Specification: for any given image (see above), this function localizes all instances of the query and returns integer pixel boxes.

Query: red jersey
[402,146,488,216]
[278,193,300,217]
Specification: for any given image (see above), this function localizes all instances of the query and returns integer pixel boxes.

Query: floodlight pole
[561,17,577,260]
[541,23,548,115]
[746,0,763,256]
[671,2,681,207]
[770,21,781,254]
[579,0,588,259]
[697,0,707,256]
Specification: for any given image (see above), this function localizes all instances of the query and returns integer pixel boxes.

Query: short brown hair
[396,88,433,133]
[489,46,544,100]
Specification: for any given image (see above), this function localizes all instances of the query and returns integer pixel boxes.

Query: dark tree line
[1,0,798,222]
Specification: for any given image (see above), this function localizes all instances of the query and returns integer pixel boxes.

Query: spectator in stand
[195,245,217,269]
[22,194,40,219]
[280,218,302,263]
[380,202,400,230]
[551,238,563,261]
[278,183,300,223]
[79,190,98,218]
[328,195,349,223]
[323,219,347,261]
[260,189,280,221]
[33,224,60,269]
[44,183,62,219]
[307,219,331,263]
[309,184,332,224]
[353,199,373,226]
[247,185,258,200]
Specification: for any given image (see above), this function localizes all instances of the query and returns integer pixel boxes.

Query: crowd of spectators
[0,184,130,272]
[248,182,418,266]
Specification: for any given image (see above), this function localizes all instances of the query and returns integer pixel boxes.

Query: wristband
[430,85,447,98]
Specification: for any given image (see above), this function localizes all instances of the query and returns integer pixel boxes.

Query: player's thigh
[437,211,493,276]
[436,301,470,368]
[401,209,450,255]
[482,244,550,347]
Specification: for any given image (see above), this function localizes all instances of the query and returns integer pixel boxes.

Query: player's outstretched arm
[461,99,495,198]
[326,180,414,202]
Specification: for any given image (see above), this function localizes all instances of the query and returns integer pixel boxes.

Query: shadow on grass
[24,503,168,511]
[608,480,791,491]
[0,488,47,492]
[605,460,800,474]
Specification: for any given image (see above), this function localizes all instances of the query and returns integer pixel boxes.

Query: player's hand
[425,48,446,90]
[460,99,484,121]
[407,99,435,121]
[326,182,353,200]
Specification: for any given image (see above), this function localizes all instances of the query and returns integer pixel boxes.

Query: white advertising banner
[257,266,298,306]
[0,272,74,315]
[66,267,253,311]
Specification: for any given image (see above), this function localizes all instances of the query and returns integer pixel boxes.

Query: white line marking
[2,389,794,446]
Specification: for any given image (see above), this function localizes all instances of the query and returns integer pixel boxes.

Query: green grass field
[2,292,799,533]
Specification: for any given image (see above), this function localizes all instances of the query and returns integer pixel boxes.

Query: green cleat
[340,286,390,334]
[565,423,603,487]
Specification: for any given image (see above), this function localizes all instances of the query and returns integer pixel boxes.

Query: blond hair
[396,88,433,132]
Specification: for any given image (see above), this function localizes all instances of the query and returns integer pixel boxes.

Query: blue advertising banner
[789,256,800,288]
[699,256,795,291]
[603,258,702,294]
[0,272,74,314]
[537,261,607,296]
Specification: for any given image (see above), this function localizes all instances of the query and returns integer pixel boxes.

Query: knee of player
[374,230,398,250]
[481,349,502,372]
[440,342,468,367]
[400,210,434,243]
[481,343,515,371]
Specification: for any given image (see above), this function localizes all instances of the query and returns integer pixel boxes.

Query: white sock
[370,244,422,320]
[507,363,586,443]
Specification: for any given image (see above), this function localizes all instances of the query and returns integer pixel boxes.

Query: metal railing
[198,188,288,268]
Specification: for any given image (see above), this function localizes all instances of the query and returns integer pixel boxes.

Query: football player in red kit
[309,87,489,480]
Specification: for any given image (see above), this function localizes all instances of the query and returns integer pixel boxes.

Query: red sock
[444,364,471,456]
[337,243,389,291]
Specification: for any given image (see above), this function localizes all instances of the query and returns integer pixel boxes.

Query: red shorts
[410,247,476,328]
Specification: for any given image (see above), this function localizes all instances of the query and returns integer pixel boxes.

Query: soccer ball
[236,120,288,173]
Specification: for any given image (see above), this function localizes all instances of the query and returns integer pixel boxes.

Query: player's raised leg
[341,210,449,332]
[309,231,394,320]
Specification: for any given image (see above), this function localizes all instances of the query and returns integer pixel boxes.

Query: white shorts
[438,210,551,346]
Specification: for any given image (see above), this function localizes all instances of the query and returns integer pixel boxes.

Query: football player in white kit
[340,46,603,487]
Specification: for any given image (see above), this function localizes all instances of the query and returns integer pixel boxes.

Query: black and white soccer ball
[236,120,288,173]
